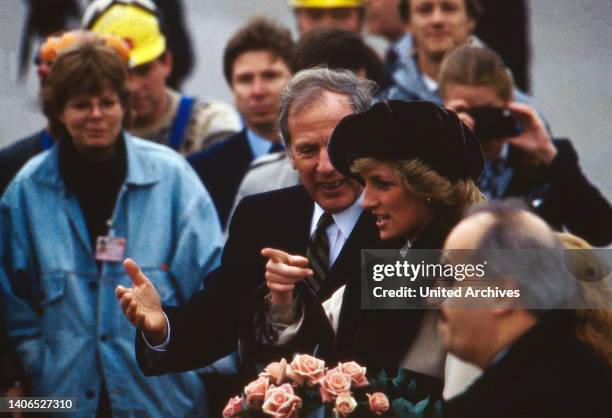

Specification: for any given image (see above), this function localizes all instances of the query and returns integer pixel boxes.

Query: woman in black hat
[330,99,485,250]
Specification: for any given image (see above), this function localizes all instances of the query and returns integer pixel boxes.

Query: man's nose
[251,77,267,97]
[316,147,336,175]
[430,6,445,24]
[128,74,144,92]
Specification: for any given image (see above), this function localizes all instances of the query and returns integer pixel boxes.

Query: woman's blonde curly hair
[351,157,486,226]
[557,232,612,367]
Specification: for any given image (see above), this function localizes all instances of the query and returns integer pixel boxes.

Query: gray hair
[279,67,377,147]
[467,199,579,311]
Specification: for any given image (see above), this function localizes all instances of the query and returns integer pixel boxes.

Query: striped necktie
[306,212,334,294]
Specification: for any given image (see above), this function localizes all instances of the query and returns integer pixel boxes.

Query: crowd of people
[1,1,610,417]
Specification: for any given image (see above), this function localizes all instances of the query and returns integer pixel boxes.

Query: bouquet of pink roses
[222,354,441,418]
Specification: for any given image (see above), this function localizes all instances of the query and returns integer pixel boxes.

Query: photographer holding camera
[439,46,612,246]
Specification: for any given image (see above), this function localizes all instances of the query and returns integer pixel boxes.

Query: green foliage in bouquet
[222,354,442,418]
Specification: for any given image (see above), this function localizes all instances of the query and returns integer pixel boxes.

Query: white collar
[311,193,364,237]
[421,73,438,92]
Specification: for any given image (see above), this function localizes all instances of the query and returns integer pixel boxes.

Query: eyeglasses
[82,0,159,29]
[64,95,122,117]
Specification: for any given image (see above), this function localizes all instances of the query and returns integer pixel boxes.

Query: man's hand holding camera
[504,102,557,166]
[447,100,557,166]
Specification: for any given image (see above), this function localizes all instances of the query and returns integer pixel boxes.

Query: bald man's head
[439,200,578,367]
[445,202,558,252]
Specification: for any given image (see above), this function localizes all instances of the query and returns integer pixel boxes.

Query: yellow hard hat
[289,0,363,8]
[84,1,166,67]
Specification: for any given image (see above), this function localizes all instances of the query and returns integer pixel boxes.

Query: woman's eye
[376,181,390,190]
[71,102,89,110]
[101,99,118,108]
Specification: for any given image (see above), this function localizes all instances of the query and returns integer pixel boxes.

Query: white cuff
[142,311,171,351]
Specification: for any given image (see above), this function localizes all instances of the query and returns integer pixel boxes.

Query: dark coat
[188,129,254,228]
[506,139,612,246]
[0,129,47,196]
[135,185,379,374]
[443,316,612,418]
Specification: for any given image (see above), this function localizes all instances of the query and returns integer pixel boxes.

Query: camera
[467,106,522,142]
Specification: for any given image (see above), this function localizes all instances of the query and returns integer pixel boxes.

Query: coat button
[86,390,95,399]
[89,281,98,290]
[100,335,108,342]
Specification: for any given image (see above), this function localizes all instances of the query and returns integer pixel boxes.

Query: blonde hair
[351,158,485,226]
[557,232,612,366]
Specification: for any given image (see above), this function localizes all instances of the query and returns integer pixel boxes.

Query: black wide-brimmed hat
[328,100,484,183]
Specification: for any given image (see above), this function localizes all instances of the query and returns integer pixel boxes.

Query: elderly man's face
[295,7,363,34]
[288,91,362,213]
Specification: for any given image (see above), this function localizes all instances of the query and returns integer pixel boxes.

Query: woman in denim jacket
[0,36,223,417]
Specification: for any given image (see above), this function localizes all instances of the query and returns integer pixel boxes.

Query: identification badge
[95,236,126,262]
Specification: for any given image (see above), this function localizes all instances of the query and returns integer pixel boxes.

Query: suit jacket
[0,130,46,196]
[188,129,254,228]
[135,185,379,375]
[505,139,612,246]
[443,316,612,418]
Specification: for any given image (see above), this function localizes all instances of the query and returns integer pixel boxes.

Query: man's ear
[466,17,476,34]
[492,276,521,314]
[161,51,173,80]
[288,149,297,170]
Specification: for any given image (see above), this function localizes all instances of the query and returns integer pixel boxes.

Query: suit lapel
[279,186,314,256]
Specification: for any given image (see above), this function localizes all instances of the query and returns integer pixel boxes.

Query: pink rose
[367,392,390,415]
[336,361,369,387]
[262,383,302,418]
[319,369,352,402]
[288,354,325,386]
[244,376,269,406]
[261,358,289,385]
[335,393,357,416]
[222,396,243,417]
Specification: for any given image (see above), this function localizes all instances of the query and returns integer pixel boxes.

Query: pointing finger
[261,248,292,263]
[262,248,310,267]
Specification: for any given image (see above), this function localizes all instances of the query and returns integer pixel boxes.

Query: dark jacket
[188,129,254,228]
[443,316,612,418]
[506,139,612,246]
[0,129,47,196]
[135,185,379,374]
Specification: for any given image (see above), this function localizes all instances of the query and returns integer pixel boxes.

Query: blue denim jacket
[0,134,223,417]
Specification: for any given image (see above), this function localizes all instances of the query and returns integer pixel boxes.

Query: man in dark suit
[115,68,379,377]
[188,19,294,227]
[440,201,611,418]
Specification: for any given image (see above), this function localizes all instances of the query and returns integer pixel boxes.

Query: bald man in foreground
[439,200,611,418]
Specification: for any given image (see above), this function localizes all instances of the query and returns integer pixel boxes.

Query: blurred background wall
[1,0,610,196]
